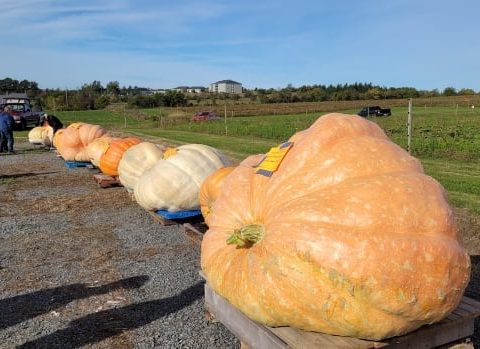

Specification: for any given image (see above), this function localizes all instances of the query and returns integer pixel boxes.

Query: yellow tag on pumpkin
[255,142,293,177]
[163,147,178,159]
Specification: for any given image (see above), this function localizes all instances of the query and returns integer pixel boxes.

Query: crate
[204,283,480,349]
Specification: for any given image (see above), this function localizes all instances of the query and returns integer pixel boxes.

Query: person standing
[0,106,15,153]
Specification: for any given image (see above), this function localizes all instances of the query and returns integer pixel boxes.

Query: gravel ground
[1,140,480,349]
[0,141,238,348]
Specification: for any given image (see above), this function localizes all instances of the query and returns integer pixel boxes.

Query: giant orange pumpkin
[99,137,141,176]
[55,123,106,161]
[199,167,235,225]
[85,136,119,167]
[201,113,470,340]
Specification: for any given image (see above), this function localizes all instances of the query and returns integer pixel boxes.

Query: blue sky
[1,0,479,90]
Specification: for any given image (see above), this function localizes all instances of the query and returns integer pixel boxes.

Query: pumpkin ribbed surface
[118,142,164,192]
[201,113,470,340]
[55,123,106,161]
[28,126,53,146]
[199,167,235,225]
[99,137,141,176]
[134,144,231,211]
[86,136,118,167]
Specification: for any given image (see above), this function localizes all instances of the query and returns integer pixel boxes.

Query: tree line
[0,78,476,112]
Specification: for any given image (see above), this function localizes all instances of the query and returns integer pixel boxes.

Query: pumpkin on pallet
[28,126,54,146]
[201,113,470,341]
[85,136,119,167]
[118,142,164,192]
[99,137,141,176]
[134,144,231,212]
[199,166,235,225]
[54,123,106,161]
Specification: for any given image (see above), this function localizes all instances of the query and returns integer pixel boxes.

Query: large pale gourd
[99,137,141,176]
[201,113,470,340]
[118,142,164,192]
[28,126,53,146]
[135,144,231,211]
[199,166,235,225]
[85,136,118,167]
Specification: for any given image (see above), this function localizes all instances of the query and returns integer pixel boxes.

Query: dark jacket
[0,111,14,132]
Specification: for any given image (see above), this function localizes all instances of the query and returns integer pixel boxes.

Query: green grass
[422,159,480,214]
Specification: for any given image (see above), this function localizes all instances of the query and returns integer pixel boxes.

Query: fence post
[407,98,413,154]
[224,102,228,136]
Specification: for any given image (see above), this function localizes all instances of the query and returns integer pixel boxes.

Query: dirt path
[0,141,237,348]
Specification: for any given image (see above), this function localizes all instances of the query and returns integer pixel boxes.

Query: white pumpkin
[28,126,53,146]
[118,142,165,192]
[134,144,231,211]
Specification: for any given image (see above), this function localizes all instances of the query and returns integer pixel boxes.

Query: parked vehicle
[0,93,42,130]
[358,106,391,117]
[192,111,218,122]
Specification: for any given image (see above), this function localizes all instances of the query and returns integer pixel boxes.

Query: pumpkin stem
[226,224,264,248]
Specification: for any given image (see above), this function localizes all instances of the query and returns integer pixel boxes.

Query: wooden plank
[147,210,177,226]
[461,296,480,312]
[204,284,477,349]
[204,284,289,349]
[183,223,208,246]
[270,327,383,349]
[93,174,122,188]
[384,317,473,349]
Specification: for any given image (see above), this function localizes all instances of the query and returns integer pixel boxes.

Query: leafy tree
[443,87,457,96]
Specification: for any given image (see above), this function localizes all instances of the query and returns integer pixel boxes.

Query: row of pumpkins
[28,122,232,213]
[28,114,470,341]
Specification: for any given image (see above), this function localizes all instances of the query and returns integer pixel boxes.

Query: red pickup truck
[0,94,42,130]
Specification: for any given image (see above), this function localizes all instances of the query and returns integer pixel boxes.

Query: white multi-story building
[208,80,242,94]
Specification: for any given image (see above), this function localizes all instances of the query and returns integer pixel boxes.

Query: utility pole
[123,103,127,128]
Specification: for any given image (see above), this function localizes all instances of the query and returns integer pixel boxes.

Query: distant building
[209,80,242,94]
[187,86,206,93]
[173,86,189,93]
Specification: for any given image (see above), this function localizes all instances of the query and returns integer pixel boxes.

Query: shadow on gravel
[0,275,149,330]
[18,281,205,349]
[0,171,60,179]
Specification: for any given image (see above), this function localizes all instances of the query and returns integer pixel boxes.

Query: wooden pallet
[93,174,122,188]
[204,283,480,349]
[183,222,208,245]
[147,210,204,227]
[147,210,178,226]
[64,160,91,168]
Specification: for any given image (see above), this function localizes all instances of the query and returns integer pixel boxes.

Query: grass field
[14,104,480,214]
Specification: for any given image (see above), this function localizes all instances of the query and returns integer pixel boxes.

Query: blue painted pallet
[155,209,202,220]
[149,209,202,226]
[64,161,91,168]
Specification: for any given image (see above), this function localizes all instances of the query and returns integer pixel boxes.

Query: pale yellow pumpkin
[85,136,118,167]
[134,144,231,211]
[118,142,165,192]
[28,126,54,146]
